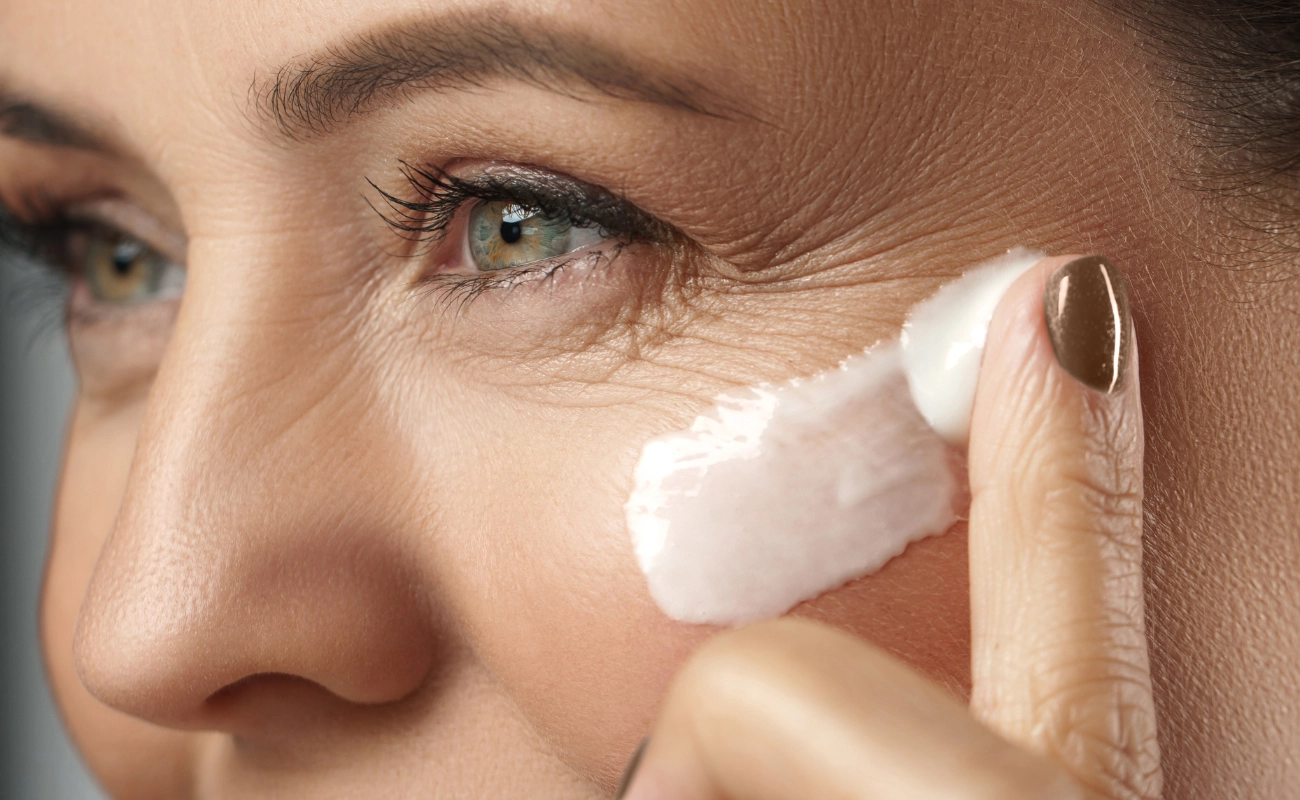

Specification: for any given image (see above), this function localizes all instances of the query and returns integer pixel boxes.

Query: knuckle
[1062,404,1144,531]
[1042,480,1143,554]
[1029,444,1143,552]
[1030,673,1162,800]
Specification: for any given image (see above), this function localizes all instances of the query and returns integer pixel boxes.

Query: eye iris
[469,201,572,271]
[85,229,159,303]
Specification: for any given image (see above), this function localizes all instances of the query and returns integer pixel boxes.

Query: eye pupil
[111,240,143,275]
[499,220,523,245]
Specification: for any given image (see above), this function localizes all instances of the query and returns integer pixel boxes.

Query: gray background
[2,261,105,799]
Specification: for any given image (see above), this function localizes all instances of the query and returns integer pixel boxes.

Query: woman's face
[4,0,1297,798]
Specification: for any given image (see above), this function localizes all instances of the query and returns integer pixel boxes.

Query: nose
[72,253,437,731]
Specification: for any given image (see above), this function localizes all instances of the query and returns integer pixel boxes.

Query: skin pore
[0,0,1296,798]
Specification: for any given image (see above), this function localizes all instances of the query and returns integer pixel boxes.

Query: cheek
[793,526,971,698]
[438,397,970,789]
[41,402,194,799]
[426,402,711,787]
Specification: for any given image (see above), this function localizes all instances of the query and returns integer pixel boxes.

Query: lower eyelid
[567,224,605,253]
[423,243,627,305]
[417,243,706,390]
[66,284,179,393]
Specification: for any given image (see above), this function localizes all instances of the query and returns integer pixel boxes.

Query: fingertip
[981,253,1137,403]
[970,252,1139,482]
[966,255,1069,493]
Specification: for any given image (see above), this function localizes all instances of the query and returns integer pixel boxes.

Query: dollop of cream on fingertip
[900,248,1044,444]
[625,248,1045,626]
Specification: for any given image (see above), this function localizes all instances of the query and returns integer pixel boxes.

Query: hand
[617,255,1160,800]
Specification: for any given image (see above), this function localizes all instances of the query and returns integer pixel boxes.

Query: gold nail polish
[1043,255,1132,393]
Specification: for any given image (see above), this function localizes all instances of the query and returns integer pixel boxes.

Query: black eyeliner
[368,163,671,248]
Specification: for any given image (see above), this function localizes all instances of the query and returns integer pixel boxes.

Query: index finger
[967,255,1161,799]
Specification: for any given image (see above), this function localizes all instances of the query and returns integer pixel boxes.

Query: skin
[0,0,1295,797]
[626,257,1158,800]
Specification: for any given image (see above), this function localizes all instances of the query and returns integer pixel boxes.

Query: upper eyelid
[462,166,673,239]
[65,199,187,264]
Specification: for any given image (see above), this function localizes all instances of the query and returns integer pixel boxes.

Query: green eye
[81,227,185,305]
[467,201,599,271]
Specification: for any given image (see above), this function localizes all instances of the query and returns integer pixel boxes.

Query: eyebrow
[254,10,747,139]
[0,90,106,151]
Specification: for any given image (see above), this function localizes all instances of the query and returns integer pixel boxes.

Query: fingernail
[1043,255,1132,393]
[614,737,649,799]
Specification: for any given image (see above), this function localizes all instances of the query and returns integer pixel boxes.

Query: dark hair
[1114,2,1300,240]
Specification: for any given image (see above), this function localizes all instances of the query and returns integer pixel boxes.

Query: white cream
[900,249,1044,443]
[626,249,1044,625]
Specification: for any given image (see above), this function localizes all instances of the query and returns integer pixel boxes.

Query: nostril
[202,673,360,737]
[207,673,303,706]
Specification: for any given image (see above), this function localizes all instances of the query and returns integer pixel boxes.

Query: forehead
[0,0,778,142]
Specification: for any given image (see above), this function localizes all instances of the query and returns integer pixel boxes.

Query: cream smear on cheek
[625,248,1043,625]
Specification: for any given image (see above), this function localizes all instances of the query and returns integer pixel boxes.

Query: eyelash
[0,203,78,334]
[418,244,633,318]
[370,163,673,303]
[0,201,74,273]
[1,200,92,279]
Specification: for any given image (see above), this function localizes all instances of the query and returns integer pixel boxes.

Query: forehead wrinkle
[248,7,755,142]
